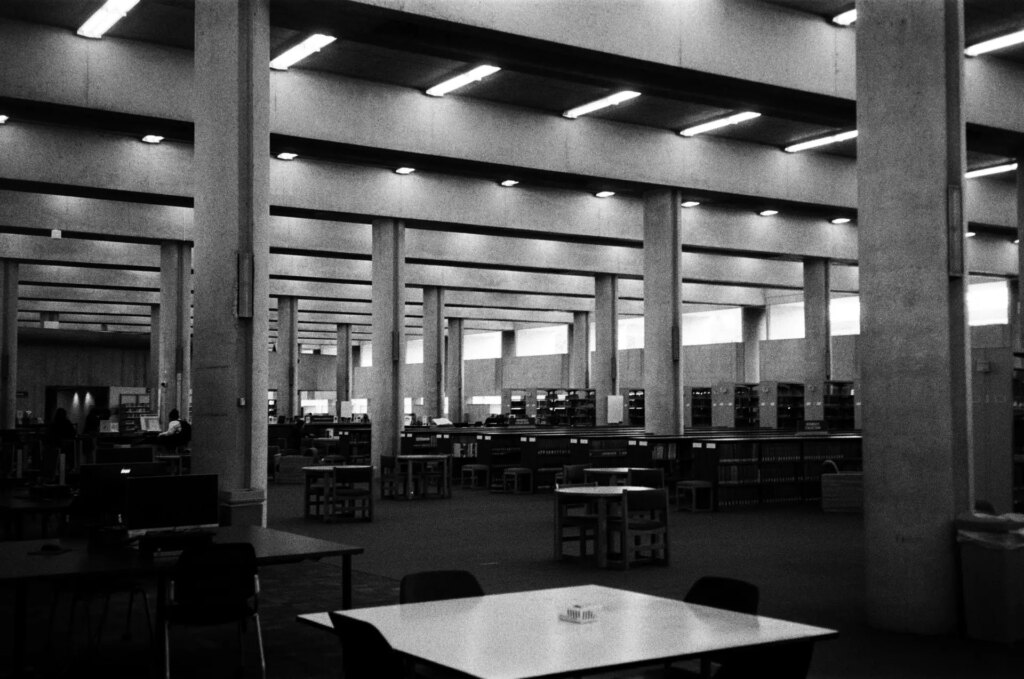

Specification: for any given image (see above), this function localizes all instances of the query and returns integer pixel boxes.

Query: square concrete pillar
[741,306,766,384]
[370,218,405,471]
[275,296,298,418]
[422,287,445,420]
[158,241,192,423]
[336,323,352,416]
[594,275,618,425]
[569,311,590,389]
[445,318,464,422]
[857,0,972,634]
[0,260,17,428]
[803,258,831,421]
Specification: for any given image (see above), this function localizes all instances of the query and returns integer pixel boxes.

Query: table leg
[406,461,414,500]
[342,554,352,609]
[596,499,608,568]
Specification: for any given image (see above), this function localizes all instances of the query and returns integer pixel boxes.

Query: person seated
[156,409,191,450]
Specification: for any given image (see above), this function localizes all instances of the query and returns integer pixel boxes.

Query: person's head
[168,409,180,421]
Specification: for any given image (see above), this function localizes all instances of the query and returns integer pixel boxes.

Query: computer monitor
[95,446,154,464]
[139,415,161,433]
[75,461,172,520]
[123,474,220,536]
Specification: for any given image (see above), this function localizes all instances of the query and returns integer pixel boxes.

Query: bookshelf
[711,383,759,429]
[684,386,712,428]
[118,392,152,434]
[626,389,645,426]
[759,382,804,430]
[822,381,856,430]
[566,389,596,427]
[502,388,533,423]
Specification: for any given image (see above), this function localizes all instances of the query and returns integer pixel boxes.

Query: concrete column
[0,260,17,429]
[499,330,515,395]
[370,218,405,472]
[191,0,270,521]
[276,296,299,418]
[803,258,832,422]
[741,306,766,383]
[858,0,972,634]
[158,241,192,422]
[1016,174,1024,354]
[446,318,464,422]
[149,305,160,396]
[594,275,619,425]
[335,323,352,417]
[569,311,590,389]
[643,189,684,435]
[422,287,445,420]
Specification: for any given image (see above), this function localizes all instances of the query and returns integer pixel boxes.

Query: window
[468,395,502,405]
[464,331,501,359]
[516,325,567,356]
[618,316,645,350]
[831,297,860,336]
[406,338,423,364]
[358,342,372,367]
[682,308,741,345]
[968,281,1008,326]
[767,302,804,340]
[351,398,368,415]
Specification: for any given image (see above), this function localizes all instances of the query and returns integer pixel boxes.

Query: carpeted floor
[2,482,1023,678]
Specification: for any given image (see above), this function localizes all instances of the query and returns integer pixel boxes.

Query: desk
[396,455,451,499]
[0,526,362,676]
[0,488,73,540]
[555,485,650,568]
[308,584,838,679]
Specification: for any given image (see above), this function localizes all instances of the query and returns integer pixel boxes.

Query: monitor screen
[76,461,172,519]
[139,416,161,432]
[123,474,220,535]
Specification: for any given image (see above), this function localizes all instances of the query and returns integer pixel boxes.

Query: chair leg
[164,622,171,679]
[254,613,266,679]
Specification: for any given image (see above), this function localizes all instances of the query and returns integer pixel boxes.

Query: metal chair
[671,576,761,679]
[163,542,265,679]
[606,488,670,569]
[328,611,408,679]
[399,569,484,603]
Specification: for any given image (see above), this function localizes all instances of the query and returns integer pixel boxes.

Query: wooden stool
[675,480,713,512]
[460,464,489,489]
[502,467,533,494]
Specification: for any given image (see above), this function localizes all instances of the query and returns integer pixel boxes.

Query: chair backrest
[399,569,484,604]
[334,465,373,485]
[328,612,406,679]
[172,542,258,606]
[627,467,665,488]
[562,464,587,484]
[684,575,760,615]
[622,488,669,515]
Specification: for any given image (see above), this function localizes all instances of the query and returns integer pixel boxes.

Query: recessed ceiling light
[141,135,164,144]
[966,231,976,238]
[831,9,857,26]
[563,91,641,119]
[426,65,501,97]
[830,217,851,224]
[595,191,616,198]
[966,29,1024,57]
[0,115,9,124]
[759,210,778,217]
[964,162,1017,179]
[784,130,858,153]
[276,152,298,160]
[500,179,519,187]
[681,201,701,208]
[395,167,416,175]
[77,0,140,39]
[680,111,761,137]
[269,34,336,70]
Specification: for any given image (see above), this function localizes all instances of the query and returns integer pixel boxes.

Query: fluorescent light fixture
[77,0,140,39]
[395,167,416,175]
[269,34,336,70]
[966,231,976,238]
[964,162,1017,179]
[759,209,778,217]
[500,179,519,187]
[141,135,163,144]
[50,229,62,239]
[426,65,501,97]
[276,152,298,160]
[563,91,641,119]
[0,115,8,124]
[784,129,858,153]
[830,217,851,224]
[832,9,857,26]
[681,201,701,208]
[595,191,615,198]
[680,111,761,137]
[966,29,1024,57]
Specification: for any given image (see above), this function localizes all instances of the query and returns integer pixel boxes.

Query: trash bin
[956,514,1024,643]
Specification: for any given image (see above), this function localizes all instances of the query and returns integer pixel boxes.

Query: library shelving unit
[711,383,759,429]
[759,382,805,430]
[626,389,645,426]
[267,389,278,422]
[684,386,712,427]
[502,388,533,422]
[822,381,857,430]
[117,392,152,434]
[534,389,565,426]
[566,389,596,427]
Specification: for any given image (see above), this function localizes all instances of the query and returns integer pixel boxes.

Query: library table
[554,485,651,568]
[395,454,451,499]
[302,584,838,679]
[0,526,363,677]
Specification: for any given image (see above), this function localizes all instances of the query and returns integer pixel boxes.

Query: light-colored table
[396,454,451,499]
[555,485,651,568]
[300,584,838,679]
